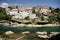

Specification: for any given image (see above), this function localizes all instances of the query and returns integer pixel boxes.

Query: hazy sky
[0,0,60,8]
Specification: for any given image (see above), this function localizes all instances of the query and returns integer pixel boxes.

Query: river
[0,26,60,33]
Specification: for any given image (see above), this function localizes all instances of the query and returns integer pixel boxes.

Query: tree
[0,7,12,20]
[54,8,60,13]
[0,12,12,20]
[32,7,36,13]
[48,7,60,23]
[31,19,36,24]
[49,7,52,10]
[25,16,30,20]
[54,8,60,23]
[47,17,55,23]
[15,5,19,13]
[8,6,14,10]
[40,15,44,21]
[36,13,41,17]
[0,7,6,13]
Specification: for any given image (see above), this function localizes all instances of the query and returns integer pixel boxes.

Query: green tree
[40,15,44,21]
[49,7,52,10]
[0,12,12,20]
[36,13,41,17]
[8,6,14,10]
[49,7,60,23]
[54,8,60,23]
[0,7,12,20]
[25,16,30,20]
[31,19,36,24]
[32,7,36,13]
[0,7,6,13]
[47,17,55,23]
[54,8,60,13]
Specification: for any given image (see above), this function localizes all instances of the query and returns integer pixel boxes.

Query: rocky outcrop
[4,31,14,35]
[36,31,47,35]
[48,32,60,40]
[49,32,60,38]
[36,31,49,38]
[21,31,30,34]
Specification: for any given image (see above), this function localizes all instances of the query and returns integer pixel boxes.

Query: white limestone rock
[4,31,14,35]
[21,31,30,34]
[37,35,49,38]
[49,32,60,37]
[36,31,47,35]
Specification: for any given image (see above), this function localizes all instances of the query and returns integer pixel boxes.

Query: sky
[0,0,60,8]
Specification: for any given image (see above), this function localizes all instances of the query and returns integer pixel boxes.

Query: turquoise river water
[0,26,60,33]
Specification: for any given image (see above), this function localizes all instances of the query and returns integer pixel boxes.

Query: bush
[32,7,36,13]
[0,12,12,20]
[25,16,30,20]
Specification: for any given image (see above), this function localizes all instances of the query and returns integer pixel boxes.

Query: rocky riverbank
[0,20,59,27]
[0,22,59,27]
[0,31,60,40]
[11,24,59,27]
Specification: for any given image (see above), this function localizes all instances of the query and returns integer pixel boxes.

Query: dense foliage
[54,8,60,23]
[47,7,60,23]
[32,7,36,13]
[25,16,30,20]
[0,7,12,20]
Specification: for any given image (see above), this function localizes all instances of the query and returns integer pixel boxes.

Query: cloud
[0,3,9,8]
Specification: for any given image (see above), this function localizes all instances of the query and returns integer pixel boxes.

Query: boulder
[36,31,47,35]
[49,32,60,37]
[21,31,30,34]
[37,35,49,38]
[4,31,14,35]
